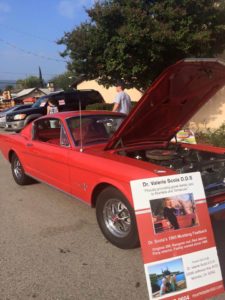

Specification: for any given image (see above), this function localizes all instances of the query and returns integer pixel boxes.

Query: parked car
[1,59,225,249]
[0,104,32,128]
[5,89,105,132]
[0,107,12,126]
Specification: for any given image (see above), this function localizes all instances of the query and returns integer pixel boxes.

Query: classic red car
[1,59,225,249]
[153,214,197,233]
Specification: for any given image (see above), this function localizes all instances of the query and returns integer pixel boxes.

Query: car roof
[38,110,125,120]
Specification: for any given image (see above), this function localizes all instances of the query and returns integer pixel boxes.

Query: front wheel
[11,153,32,185]
[96,187,139,249]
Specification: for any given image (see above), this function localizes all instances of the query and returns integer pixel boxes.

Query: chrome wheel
[14,158,23,179]
[11,153,32,185]
[96,187,139,249]
[103,198,131,238]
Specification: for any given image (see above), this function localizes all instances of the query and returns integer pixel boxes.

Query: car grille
[6,115,14,122]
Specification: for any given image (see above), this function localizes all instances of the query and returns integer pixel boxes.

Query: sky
[147,258,184,276]
[0,0,95,82]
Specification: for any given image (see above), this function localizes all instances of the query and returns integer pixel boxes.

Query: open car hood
[105,59,225,150]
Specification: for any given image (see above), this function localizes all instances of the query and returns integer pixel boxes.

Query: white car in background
[0,104,32,128]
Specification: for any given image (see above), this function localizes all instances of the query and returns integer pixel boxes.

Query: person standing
[47,99,59,115]
[160,278,168,296]
[112,81,132,115]
[170,274,177,291]
[163,198,180,230]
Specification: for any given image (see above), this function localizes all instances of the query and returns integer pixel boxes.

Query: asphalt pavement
[0,129,225,300]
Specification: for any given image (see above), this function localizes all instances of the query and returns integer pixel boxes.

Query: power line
[0,71,61,76]
[0,23,56,44]
[0,37,68,63]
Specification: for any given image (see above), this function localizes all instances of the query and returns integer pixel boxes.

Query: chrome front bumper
[5,120,25,131]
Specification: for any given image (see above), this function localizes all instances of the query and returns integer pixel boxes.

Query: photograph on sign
[146,257,186,298]
[149,193,199,234]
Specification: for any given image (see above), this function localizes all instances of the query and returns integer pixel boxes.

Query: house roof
[39,88,52,94]
[16,88,36,98]
[14,87,52,100]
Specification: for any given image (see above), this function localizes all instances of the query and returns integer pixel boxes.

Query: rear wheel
[11,153,32,185]
[96,187,139,249]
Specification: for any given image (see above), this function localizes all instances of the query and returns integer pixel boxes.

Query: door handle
[26,143,33,147]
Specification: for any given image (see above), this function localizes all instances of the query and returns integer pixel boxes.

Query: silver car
[0,104,32,128]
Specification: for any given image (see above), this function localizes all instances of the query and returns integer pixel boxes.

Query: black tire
[96,187,140,249]
[11,153,32,185]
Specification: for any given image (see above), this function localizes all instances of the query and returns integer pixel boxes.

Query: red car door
[22,118,71,193]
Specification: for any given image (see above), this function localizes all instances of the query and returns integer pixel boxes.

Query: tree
[49,71,77,90]
[16,76,42,89]
[39,67,44,88]
[58,0,225,91]
[4,85,14,91]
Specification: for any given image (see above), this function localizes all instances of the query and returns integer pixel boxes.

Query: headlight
[14,114,27,120]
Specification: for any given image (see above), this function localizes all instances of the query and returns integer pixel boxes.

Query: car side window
[60,125,70,147]
[33,118,70,147]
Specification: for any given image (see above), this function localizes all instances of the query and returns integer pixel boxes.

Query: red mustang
[1,59,225,249]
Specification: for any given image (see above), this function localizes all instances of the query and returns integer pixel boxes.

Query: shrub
[195,123,225,147]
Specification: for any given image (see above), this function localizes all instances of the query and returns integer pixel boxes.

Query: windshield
[67,115,125,146]
[32,96,48,108]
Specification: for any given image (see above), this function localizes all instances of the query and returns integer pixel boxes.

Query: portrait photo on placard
[149,193,199,234]
[147,258,187,298]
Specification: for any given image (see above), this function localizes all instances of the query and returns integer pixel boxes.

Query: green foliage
[16,76,44,89]
[49,71,77,90]
[39,67,44,88]
[150,273,160,293]
[58,0,225,91]
[196,123,225,147]
[4,85,14,91]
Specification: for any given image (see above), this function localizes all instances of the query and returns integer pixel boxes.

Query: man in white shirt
[112,81,132,115]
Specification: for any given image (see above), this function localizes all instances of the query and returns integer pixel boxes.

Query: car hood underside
[106,58,225,150]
